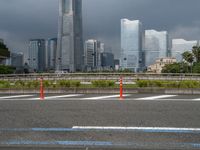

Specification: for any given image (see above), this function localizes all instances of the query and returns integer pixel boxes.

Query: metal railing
[0,73,200,81]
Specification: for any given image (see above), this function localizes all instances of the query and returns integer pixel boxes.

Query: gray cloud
[0,0,200,59]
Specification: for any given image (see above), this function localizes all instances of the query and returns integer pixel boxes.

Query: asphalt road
[0,94,200,150]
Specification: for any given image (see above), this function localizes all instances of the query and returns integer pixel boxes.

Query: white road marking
[137,95,177,100]
[192,98,200,101]
[0,95,33,99]
[72,126,200,132]
[28,94,82,100]
[82,94,130,100]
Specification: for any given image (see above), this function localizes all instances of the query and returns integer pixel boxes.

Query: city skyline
[1,0,200,60]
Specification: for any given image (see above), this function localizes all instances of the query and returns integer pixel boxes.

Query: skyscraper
[84,39,104,71]
[46,38,57,71]
[28,39,46,72]
[57,0,83,72]
[144,30,168,67]
[120,19,143,72]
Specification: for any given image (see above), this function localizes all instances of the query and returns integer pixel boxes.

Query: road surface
[0,94,200,149]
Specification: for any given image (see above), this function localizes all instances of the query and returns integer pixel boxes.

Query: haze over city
[1,0,200,59]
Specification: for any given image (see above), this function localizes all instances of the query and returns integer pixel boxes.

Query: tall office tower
[11,52,24,68]
[57,0,83,72]
[172,39,198,62]
[28,39,46,72]
[101,52,115,70]
[144,30,168,67]
[46,38,57,71]
[120,19,143,72]
[84,39,103,71]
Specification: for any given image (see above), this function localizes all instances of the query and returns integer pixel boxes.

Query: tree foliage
[192,46,200,63]
[162,63,188,73]
[0,65,15,74]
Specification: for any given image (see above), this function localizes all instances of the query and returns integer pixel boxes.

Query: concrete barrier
[0,88,200,95]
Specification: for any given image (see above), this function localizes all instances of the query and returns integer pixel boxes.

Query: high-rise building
[57,0,83,72]
[11,52,24,68]
[84,39,104,71]
[28,39,46,72]
[120,19,143,72]
[46,38,57,71]
[101,52,115,70]
[144,30,168,67]
[171,39,198,62]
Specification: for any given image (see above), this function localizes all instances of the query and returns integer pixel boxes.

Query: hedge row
[0,80,200,89]
[136,80,200,88]
[0,80,81,88]
[0,80,115,88]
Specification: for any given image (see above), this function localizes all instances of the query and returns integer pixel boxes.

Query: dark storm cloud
[0,0,200,59]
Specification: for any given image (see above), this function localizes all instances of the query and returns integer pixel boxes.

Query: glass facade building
[46,38,57,71]
[120,19,143,72]
[172,39,198,62]
[144,30,168,67]
[57,0,83,72]
[84,39,104,71]
[11,52,24,68]
[28,39,45,72]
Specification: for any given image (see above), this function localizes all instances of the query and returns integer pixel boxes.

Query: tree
[162,63,188,73]
[182,51,194,64]
[0,65,15,74]
[192,62,200,73]
[182,51,194,73]
[192,46,200,63]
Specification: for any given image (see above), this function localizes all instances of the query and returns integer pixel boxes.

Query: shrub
[179,80,200,88]
[15,80,25,88]
[136,80,200,88]
[70,80,81,88]
[43,80,51,88]
[0,81,10,88]
[137,80,149,87]
[58,80,71,88]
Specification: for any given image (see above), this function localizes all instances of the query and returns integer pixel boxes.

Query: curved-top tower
[56,0,83,72]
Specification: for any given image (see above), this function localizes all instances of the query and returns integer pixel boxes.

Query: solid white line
[72,126,200,132]
[0,95,33,99]
[29,94,82,100]
[82,94,130,100]
[137,95,177,100]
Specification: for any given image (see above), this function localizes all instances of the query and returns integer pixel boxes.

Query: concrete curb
[0,88,200,95]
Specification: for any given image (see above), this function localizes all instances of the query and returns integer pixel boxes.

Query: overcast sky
[0,0,200,60]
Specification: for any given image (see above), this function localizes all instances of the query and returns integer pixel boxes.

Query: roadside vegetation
[136,80,200,88]
[0,79,199,89]
[162,46,200,73]
[0,65,15,74]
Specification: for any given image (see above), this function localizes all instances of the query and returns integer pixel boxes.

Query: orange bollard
[120,76,124,100]
[40,77,45,100]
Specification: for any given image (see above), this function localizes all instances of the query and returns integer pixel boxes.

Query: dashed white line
[0,95,33,99]
[192,98,200,101]
[28,94,82,100]
[137,95,177,100]
[82,94,130,100]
